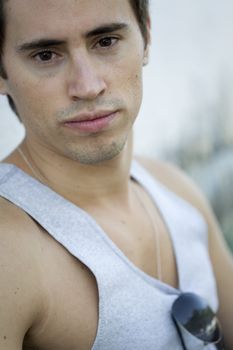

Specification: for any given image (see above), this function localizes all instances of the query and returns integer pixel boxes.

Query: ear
[0,76,9,95]
[143,17,151,66]
[143,47,149,66]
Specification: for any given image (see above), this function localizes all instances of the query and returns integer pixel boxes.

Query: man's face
[1,0,149,164]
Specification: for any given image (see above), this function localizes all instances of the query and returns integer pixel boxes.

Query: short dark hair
[129,0,150,47]
[0,0,150,117]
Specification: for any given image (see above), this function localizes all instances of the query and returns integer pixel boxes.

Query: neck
[13,133,134,207]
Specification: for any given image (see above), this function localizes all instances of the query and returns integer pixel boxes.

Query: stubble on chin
[65,136,128,165]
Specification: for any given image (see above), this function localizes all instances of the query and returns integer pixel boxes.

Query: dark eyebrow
[16,39,65,53]
[86,23,128,37]
[15,23,128,53]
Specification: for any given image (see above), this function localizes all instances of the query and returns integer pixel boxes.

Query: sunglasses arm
[172,318,187,350]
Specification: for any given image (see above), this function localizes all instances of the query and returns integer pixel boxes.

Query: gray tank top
[0,160,218,350]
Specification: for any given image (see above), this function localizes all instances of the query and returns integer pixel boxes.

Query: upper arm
[0,256,28,349]
[136,157,233,348]
[0,200,44,349]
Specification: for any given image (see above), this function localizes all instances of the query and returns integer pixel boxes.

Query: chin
[63,136,128,165]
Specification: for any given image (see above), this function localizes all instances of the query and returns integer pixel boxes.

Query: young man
[0,1,232,349]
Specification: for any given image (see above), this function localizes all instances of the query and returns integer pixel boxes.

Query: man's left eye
[97,37,118,48]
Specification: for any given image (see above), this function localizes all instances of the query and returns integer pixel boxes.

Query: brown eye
[98,37,117,48]
[37,51,54,61]
[32,50,57,63]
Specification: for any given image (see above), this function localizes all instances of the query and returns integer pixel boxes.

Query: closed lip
[62,110,118,124]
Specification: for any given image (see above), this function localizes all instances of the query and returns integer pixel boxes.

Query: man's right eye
[32,50,57,63]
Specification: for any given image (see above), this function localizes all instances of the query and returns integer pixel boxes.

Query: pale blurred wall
[135,0,233,156]
[0,0,233,159]
[0,96,25,159]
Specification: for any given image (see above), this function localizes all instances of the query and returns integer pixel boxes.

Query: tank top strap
[0,162,178,290]
[131,160,218,311]
[0,163,131,280]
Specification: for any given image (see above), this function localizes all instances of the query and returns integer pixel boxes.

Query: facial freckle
[3,336,7,340]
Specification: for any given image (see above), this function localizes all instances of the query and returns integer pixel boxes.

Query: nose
[67,53,107,101]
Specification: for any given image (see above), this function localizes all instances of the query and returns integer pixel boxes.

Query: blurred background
[0,0,233,251]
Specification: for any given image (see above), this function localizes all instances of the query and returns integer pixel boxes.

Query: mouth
[62,110,119,133]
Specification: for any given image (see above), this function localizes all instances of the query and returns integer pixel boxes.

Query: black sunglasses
[171,292,225,350]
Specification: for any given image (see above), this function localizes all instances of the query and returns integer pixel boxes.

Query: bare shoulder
[135,156,231,246]
[0,197,45,348]
[135,156,233,264]
[135,156,210,212]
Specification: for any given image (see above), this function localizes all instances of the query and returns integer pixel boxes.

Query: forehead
[4,0,137,44]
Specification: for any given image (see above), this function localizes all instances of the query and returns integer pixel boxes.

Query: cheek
[125,62,143,109]
[16,91,47,124]
[131,73,143,118]
[113,53,143,98]
[8,75,56,123]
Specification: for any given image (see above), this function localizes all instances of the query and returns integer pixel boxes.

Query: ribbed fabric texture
[0,161,218,350]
